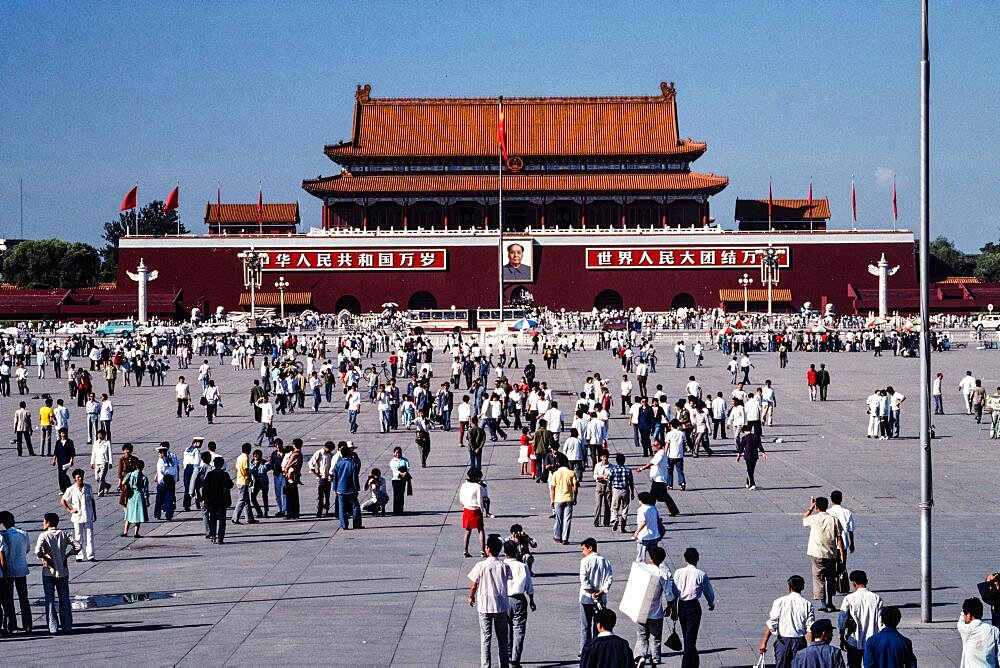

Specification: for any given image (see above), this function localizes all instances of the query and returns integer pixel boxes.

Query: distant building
[204,203,300,236]
[735,198,829,231]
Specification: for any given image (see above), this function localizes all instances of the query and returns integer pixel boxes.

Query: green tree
[975,252,1000,283]
[929,235,974,276]
[101,200,187,279]
[4,239,100,288]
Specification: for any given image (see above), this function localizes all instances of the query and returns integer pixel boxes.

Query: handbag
[664,622,682,651]
[837,567,850,594]
[199,396,208,406]
[752,653,766,668]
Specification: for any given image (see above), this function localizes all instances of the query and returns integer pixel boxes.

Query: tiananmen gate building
[116,82,924,317]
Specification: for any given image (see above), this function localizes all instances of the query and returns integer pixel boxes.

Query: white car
[971,313,1000,330]
[55,324,92,335]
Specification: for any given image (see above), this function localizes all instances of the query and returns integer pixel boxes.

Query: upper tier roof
[735,198,831,221]
[325,82,708,162]
[302,171,729,198]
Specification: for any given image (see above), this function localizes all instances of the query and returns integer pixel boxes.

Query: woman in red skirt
[459,467,485,557]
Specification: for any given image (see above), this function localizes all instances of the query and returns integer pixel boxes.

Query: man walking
[760,575,814,668]
[817,364,831,401]
[34,513,81,634]
[863,606,917,667]
[59,469,97,562]
[503,539,536,668]
[154,443,180,521]
[468,534,511,668]
[231,443,258,525]
[673,546,716,668]
[960,371,978,415]
[308,441,336,518]
[333,442,362,529]
[550,456,578,544]
[608,453,634,532]
[175,376,192,417]
[13,401,35,456]
[0,511,33,635]
[837,570,884,668]
[793,619,845,667]
[203,457,234,544]
[256,395,275,447]
[802,496,845,612]
[827,491,856,574]
[958,597,1000,667]
[578,537,614,654]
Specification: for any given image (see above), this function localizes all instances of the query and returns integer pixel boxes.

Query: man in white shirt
[562,429,585,483]
[98,394,113,441]
[154,443,180,521]
[467,535,512,668]
[663,422,687,491]
[760,575,815,668]
[503,539,536,666]
[59,469,97,561]
[711,391,728,440]
[838,570,884,668]
[761,380,777,426]
[959,371,978,415]
[684,376,701,401]
[673,547,716,666]
[958,596,1000,668]
[634,440,677,514]
[89,429,114,497]
[175,376,192,418]
[346,385,362,434]
[619,375,633,415]
[457,394,473,446]
[544,401,563,440]
[827,490,857,572]
[579,537,613,653]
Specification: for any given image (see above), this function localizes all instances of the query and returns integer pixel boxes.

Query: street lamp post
[759,245,781,318]
[274,276,289,320]
[237,246,267,321]
[738,272,753,313]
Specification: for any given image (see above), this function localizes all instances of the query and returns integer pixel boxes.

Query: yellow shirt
[551,467,578,504]
[235,452,250,486]
[39,406,54,427]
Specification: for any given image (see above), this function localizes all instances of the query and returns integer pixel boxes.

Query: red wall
[118,238,916,314]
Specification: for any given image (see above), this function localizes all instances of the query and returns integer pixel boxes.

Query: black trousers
[678,599,702,667]
[0,576,32,632]
[391,479,407,514]
[316,479,331,515]
[774,636,807,668]
[285,480,300,518]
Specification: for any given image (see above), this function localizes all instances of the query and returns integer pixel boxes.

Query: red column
[443,202,449,230]
[621,202,626,229]
[483,202,489,230]
[662,202,668,228]
[322,204,329,230]
[540,203,545,230]
[362,203,368,231]
[403,203,409,231]
[580,202,586,229]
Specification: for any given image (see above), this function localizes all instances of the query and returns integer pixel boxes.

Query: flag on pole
[851,175,857,223]
[892,177,898,221]
[767,178,773,219]
[120,185,137,211]
[497,97,509,165]
[806,179,813,215]
[257,188,263,222]
[163,185,179,213]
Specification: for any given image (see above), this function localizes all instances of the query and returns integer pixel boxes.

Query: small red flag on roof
[851,175,857,223]
[892,177,898,221]
[497,97,509,166]
[767,178,773,220]
[120,185,137,211]
[163,185,179,213]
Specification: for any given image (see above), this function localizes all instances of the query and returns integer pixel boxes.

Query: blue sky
[1,1,996,251]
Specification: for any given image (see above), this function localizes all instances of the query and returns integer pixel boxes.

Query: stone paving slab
[0,343,996,666]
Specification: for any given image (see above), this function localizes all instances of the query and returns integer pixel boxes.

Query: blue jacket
[863,628,917,668]
[792,642,845,668]
[333,456,359,495]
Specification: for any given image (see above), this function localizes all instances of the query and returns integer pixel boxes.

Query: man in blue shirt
[863,606,916,668]
[333,443,362,530]
[0,511,33,634]
[792,619,845,667]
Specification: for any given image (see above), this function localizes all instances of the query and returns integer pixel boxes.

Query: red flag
[257,188,263,222]
[497,98,509,165]
[892,178,898,220]
[120,185,137,211]
[851,176,857,223]
[163,186,179,213]
[806,180,813,215]
[767,178,773,219]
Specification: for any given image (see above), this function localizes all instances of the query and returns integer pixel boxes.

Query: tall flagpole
[918,0,933,624]
[498,96,504,323]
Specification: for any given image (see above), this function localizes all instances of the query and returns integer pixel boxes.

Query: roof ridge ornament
[356,83,372,103]
[660,81,675,99]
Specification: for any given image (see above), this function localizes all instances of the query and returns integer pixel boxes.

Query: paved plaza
[0,339,996,666]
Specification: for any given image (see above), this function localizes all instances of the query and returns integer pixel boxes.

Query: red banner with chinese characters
[257,249,447,271]
[585,247,790,269]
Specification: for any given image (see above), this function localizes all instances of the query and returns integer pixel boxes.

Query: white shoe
[750,485,757,490]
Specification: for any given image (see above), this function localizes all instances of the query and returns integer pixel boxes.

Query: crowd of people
[1,315,998,668]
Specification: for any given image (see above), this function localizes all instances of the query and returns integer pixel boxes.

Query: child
[401,394,416,429]
[509,523,538,573]
[361,467,389,515]
[249,449,270,518]
[518,427,532,476]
